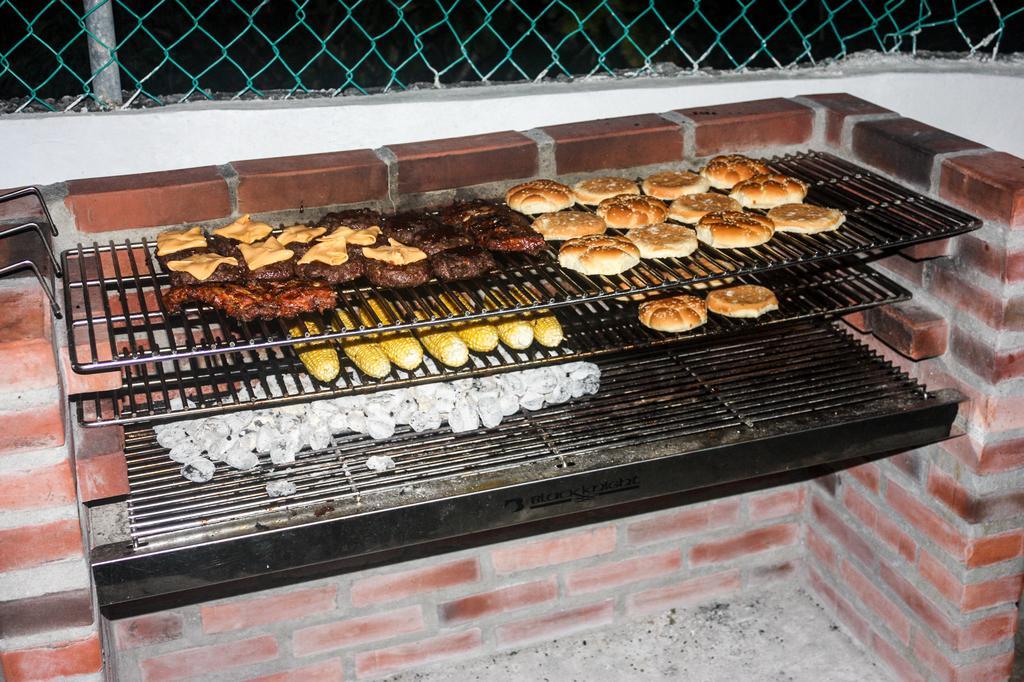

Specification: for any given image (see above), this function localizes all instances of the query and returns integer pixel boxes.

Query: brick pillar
[802,96,1024,682]
[0,280,103,681]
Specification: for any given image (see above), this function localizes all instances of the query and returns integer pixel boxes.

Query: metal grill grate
[77,260,907,427]
[121,320,926,548]
[63,151,978,374]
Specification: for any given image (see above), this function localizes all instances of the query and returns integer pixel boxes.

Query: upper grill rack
[63,151,978,374]
[120,321,926,548]
[77,260,907,426]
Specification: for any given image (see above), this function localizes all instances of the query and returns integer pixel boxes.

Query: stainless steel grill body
[91,322,962,608]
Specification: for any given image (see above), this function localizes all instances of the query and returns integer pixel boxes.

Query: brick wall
[107,486,804,681]
[3,92,1022,680]
[0,281,103,681]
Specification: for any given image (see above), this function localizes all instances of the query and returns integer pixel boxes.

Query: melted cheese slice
[321,225,382,246]
[213,215,273,244]
[166,253,238,281]
[363,238,427,265]
[297,239,350,266]
[156,226,207,256]
[238,237,294,271]
[277,225,326,246]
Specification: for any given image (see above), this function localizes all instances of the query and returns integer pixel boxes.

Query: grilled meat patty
[316,208,383,231]
[295,251,367,285]
[156,247,207,269]
[207,235,244,259]
[382,212,440,244]
[438,200,507,226]
[364,258,432,289]
[243,258,295,283]
[166,258,245,286]
[429,244,497,281]
[410,224,474,256]
[463,213,544,254]
[163,280,337,321]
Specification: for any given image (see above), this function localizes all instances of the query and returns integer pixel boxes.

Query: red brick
[491,526,616,574]
[890,450,927,484]
[0,286,55,392]
[140,635,279,682]
[293,605,423,657]
[902,239,952,260]
[0,186,46,223]
[962,573,1024,612]
[0,519,83,571]
[0,589,94,639]
[872,632,925,682]
[626,569,741,616]
[805,566,872,645]
[873,253,926,287]
[956,234,1024,283]
[798,93,893,146]
[839,559,912,644]
[843,485,917,563]
[496,600,614,646]
[246,658,343,682]
[842,310,872,333]
[954,652,1015,682]
[929,258,1012,331]
[879,562,958,648]
[851,117,985,189]
[0,403,65,455]
[806,526,838,574]
[0,285,51,344]
[626,499,741,545]
[810,494,876,568]
[61,350,122,396]
[866,302,948,360]
[748,487,805,519]
[921,366,1024,435]
[965,531,1023,568]
[540,114,683,174]
[350,558,479,607]
[73,424,128,502]
[202,585,336,634]
[689,523,798,566]
[911,631,955,682]
[566,549,682,595]
[115,612,184,650]
[440,578,556,624]
[232,149,387,214]
[66,166,231,232]
[939,151,1024,228]
[355,629,481,678]
[675,98,813,156]
[1,634,102,681]
[950,325,1024,385]
[749,560,797,587]
[844,462,880,493]
[388,131,537,194]
[0,460,75,510]
[954,435,1024,474]
[885,480,965,559]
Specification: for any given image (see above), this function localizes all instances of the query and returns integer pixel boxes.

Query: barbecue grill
[64,150,978,612]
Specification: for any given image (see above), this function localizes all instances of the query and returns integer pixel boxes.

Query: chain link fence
[2,1,1022,113]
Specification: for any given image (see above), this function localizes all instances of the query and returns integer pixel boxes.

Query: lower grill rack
[90,320,963,608]
[77,259,907,426]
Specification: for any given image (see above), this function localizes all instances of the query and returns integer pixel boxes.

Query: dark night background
[1,1,1021,106]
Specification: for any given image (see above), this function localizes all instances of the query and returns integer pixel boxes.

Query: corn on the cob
[492,316,534,349]
[287,315,341,383]
[529,312,564,348]
[454,321,500,353]
[335,310,391,378]
[361,300,424,371]
[411,310,469,367]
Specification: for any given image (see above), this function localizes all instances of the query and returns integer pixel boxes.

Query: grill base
[91,321,962,609]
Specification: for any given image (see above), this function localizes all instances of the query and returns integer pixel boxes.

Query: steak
[163,280,337,321]
[429,245,497,281]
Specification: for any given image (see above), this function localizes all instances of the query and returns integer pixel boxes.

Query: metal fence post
[83,0,123,106]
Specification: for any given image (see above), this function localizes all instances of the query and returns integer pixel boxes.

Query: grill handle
[0,188,63,319]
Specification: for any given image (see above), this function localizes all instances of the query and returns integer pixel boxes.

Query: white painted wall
[9,57,1024,188]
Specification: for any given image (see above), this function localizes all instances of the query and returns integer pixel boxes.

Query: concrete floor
[393,584,891,681]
